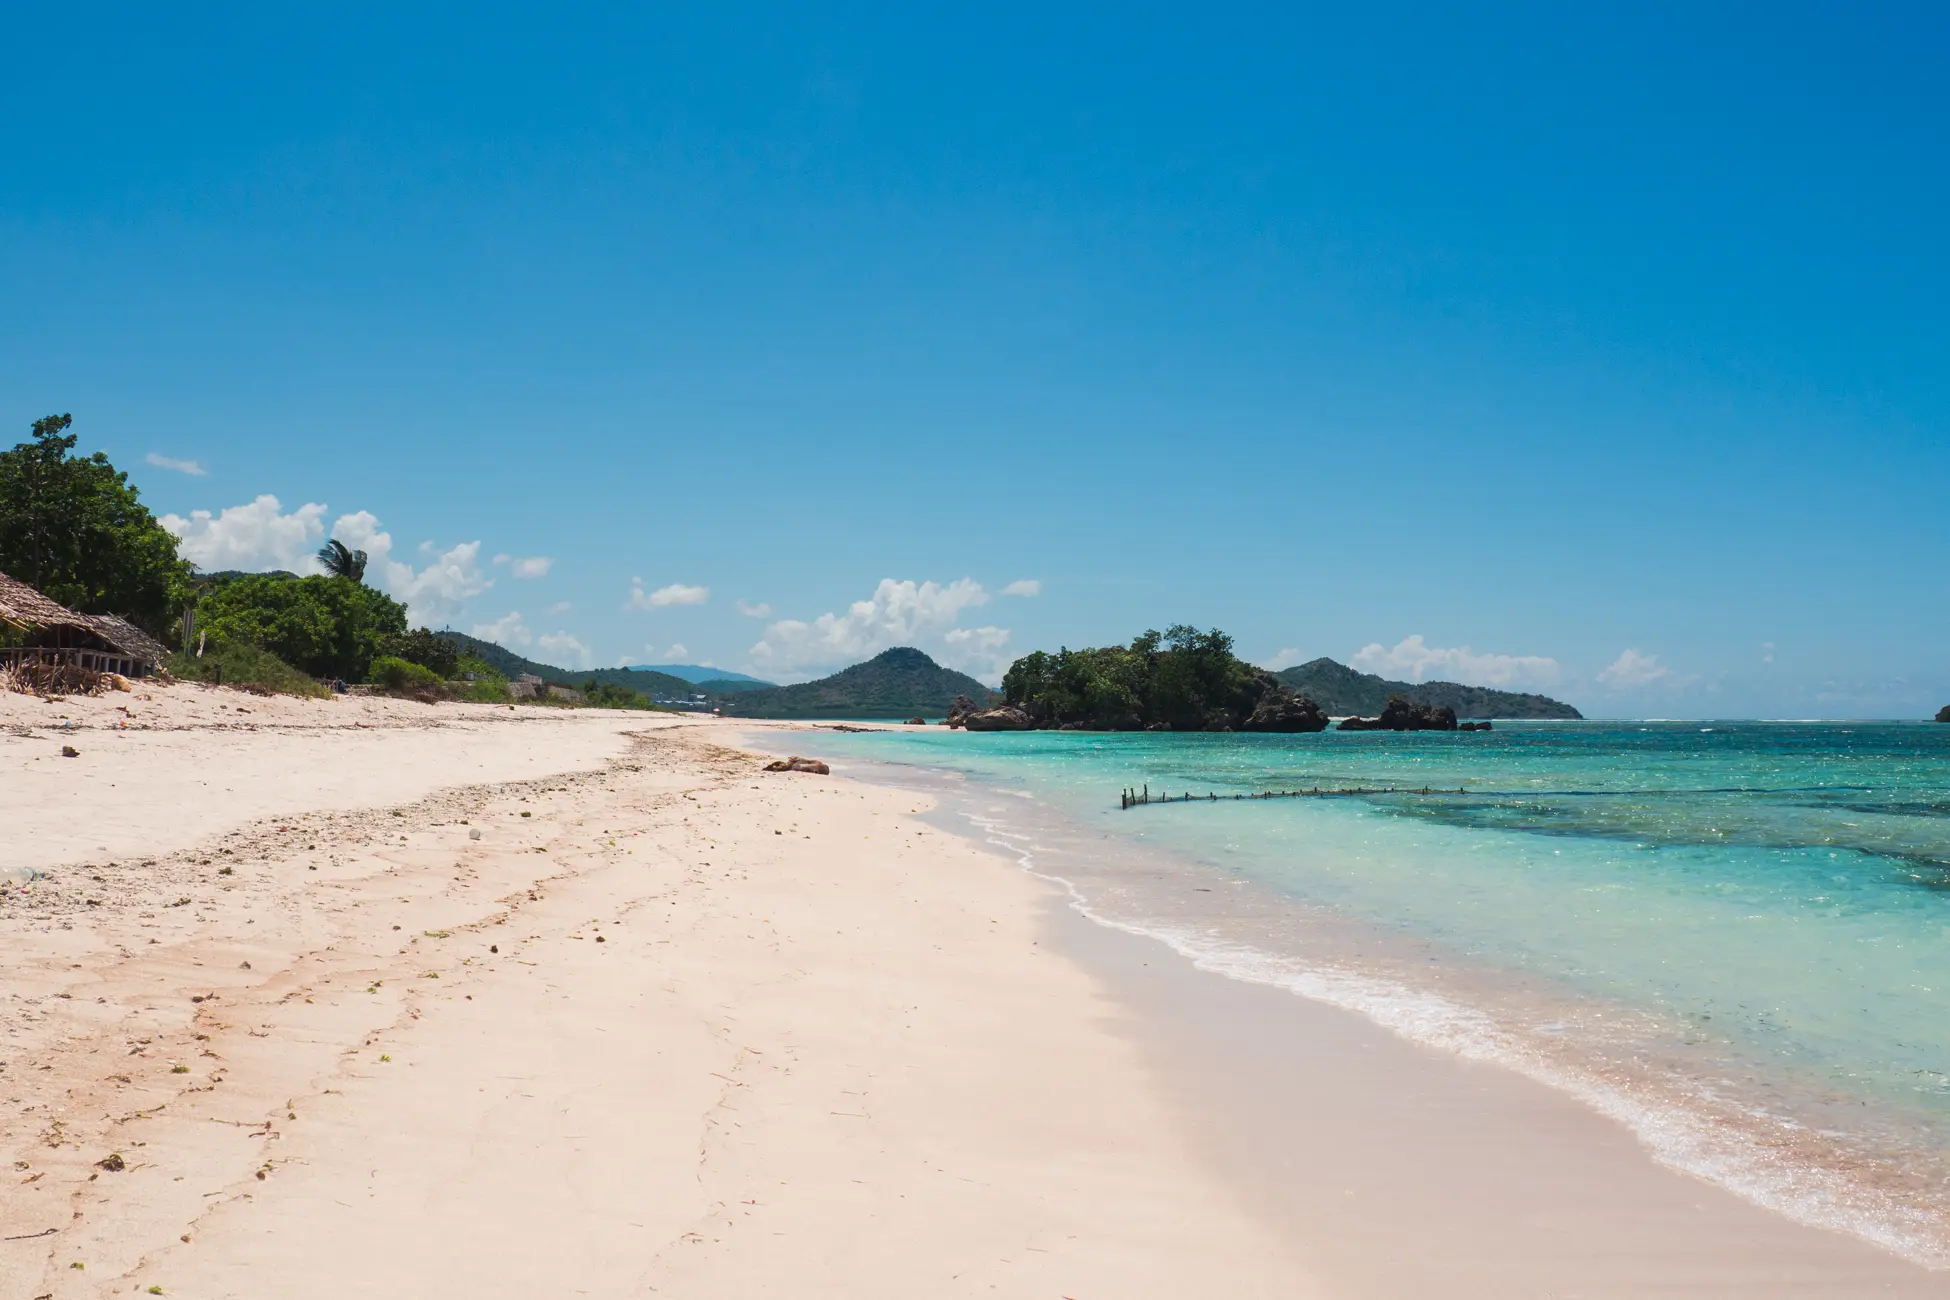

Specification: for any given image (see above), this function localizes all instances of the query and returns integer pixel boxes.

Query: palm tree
[316,538,368,582]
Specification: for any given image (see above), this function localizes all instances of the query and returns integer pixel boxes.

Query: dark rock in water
[1338,698,1461,732]
[1938,705,1950,723]
[963,705,1036,732]
[904,716,926,725]
[1378,695,1458,731]
[1241,692,1329,733]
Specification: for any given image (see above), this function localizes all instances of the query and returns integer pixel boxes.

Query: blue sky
[3,4,1945,715]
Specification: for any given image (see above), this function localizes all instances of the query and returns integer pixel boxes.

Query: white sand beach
[3,685,1946,1298]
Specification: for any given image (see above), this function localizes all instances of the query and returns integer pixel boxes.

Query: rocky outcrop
[1340,695,1461,732]
[1241,691,1329,733]
[944,694,981,728]
[962,705,1036,731]
[904,716,927,725]
[1938,705,1950,723]
[1458,720,1493,731]
[762,756,831,775]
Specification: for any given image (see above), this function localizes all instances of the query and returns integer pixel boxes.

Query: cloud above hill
[749,578,1011,682]
[1351,634,1563,690]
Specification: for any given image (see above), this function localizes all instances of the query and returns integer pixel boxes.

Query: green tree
[196,574,408,681]
[380,626,459,677]
[0,413,194,633]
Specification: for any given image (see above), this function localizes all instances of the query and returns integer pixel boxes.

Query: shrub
[167,644,327,698]
[462,677,511,703]
[369,656,443,693]
[380,628,459,678]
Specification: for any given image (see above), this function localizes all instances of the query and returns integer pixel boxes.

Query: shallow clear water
[786,721,1950,1262]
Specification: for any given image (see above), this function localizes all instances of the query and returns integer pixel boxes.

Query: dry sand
[5,682,1946,1298]
[0,685,1306,1298]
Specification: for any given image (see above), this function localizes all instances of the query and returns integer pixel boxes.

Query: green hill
[436,631,697,697]
[1275,657,1583,719]
[714,647,998,719]
[693,677,772,694]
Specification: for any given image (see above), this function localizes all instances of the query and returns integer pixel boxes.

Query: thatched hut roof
[0,571,93,633]
[0,571,169,666]
[84,613,170,664]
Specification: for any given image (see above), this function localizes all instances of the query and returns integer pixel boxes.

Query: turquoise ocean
[783,721,1950,1264]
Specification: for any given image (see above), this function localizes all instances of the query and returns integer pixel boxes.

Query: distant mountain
[1275,657,1583,719]
[633,663,772,686]
[436,631,696,697]
[714,647,998,719]
[692,677,773,694]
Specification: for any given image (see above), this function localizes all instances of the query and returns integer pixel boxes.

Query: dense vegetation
[1002,626,1311,730]
[195,573,409,681]
[1273,657,1583,719]
[381,626,459,678]
[0,414,193,634]
[716,647,997,719]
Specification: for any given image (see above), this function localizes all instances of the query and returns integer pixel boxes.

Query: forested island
[986,627,1326,732]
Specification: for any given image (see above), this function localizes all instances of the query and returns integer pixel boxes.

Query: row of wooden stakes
[1119,783,1469,809]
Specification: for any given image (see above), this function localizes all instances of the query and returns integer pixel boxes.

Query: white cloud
[1597,648,1670,689]
[1761,641,1776,665]
[1000,579,1042,597]
[472,611,532,647]
[508,556,552,579]
[538,632,594,670]
[735,600,773,619]
[627,579,710,610]
[162,495,496,626]
[663,643,688,660]
[750,578,1010,682]
[1267,647,1303,668]
[330,511,491,627]
[146,452,207,477]
[547,601,573,616]
[1351,634,1563,690]
[161,495,328,573]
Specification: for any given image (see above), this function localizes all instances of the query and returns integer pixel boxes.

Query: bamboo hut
[0,570,166,677]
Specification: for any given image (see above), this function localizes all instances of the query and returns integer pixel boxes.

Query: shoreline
[743,722,1950,1294]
